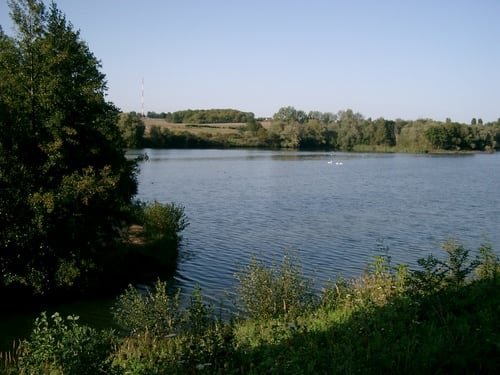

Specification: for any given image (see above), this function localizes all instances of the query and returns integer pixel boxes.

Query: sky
[1,0,499,123]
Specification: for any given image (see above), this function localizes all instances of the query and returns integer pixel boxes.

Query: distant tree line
[146,109,255,124]
[119,106,500,152]
[266,107,500,152]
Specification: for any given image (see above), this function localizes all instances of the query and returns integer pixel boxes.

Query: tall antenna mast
[141,77,145,117]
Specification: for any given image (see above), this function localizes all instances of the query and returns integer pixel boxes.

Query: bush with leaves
[112,282,234,374]
[319,254,410,312]
[174,286,235,370]
[117,112,145,148]
[16,312,115,375]
[411,240,480,294]
[353,257,409,309]
[141,201,189,242]
[4,241,499,374]
[119,201,188,278]
[113,280,181,336]
[475,243,500,280]
[235,253,314,320]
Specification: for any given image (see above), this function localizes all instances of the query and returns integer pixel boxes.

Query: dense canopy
[0,0,137,295]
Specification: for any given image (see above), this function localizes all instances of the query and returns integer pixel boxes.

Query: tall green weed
[112,280,181,336]
[111,282,234,374]
[235,253,314,320]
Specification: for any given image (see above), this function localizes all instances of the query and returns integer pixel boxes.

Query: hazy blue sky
[1,0,499,122]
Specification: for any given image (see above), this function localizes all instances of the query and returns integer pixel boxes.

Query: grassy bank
[2,241,499,374]
[142,118,274,149]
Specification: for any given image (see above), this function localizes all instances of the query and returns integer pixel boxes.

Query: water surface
[134,149,500,303]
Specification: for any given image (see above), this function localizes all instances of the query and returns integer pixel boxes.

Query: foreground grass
[233,278,499,374]
[2,242,499,374]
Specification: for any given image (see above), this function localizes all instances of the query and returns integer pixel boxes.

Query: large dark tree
[0,0,137,295]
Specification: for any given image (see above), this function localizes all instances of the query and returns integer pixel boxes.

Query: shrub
[178,285,235,368]
[475,243,500,280]
[411,240,480,294]
[112,325,233,374]
[111,282,234,374]
[142,201,189,241]
[321,255,410,311]
[112,280,181,336]
[441,240,479,286]
[182,284,212,336]
[112,331,177,375]
[235,253,314,320]
[320,277,351,310]
[16,312,115,375]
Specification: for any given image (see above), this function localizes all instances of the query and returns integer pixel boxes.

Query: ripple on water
[135,150,500,303]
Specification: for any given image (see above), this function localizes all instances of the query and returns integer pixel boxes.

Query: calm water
[133,149,500,303]
[2,150,499,348]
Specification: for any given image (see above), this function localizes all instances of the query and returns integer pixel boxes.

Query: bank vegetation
[1,241,499,374]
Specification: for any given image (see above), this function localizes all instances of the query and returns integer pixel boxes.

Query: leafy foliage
[141,201,189,242]
[242,118,264,134]
[2,241,500,374]
[141,105,500,151]
[476,243,500,280]
[235,253,314,319]
[113,280,181,336]
[112,282,234,374]
[232,244,499,374]
[0,0,137,295]
[117,112,145,148]
[411,239,480,294]
[163,108,255,124]
[16,312,115,375]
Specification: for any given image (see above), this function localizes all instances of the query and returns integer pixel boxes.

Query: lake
[132,149,500,304]
[1,149,499,348]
